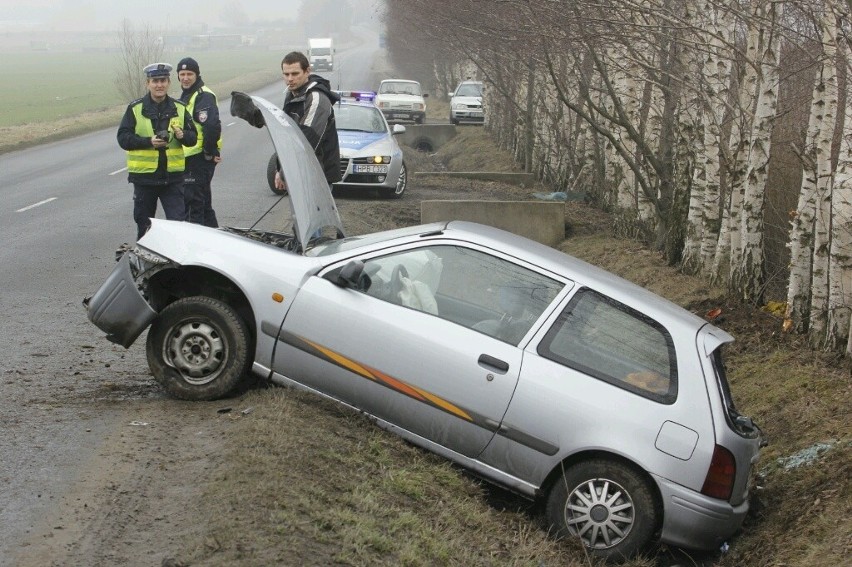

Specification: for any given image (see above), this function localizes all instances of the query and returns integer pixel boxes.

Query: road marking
[17,197,57,212]
[109,167,128,176]
[226,121,236,126]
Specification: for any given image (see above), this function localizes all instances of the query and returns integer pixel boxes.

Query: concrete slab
[414,171,536,186]
[421,200,565,246]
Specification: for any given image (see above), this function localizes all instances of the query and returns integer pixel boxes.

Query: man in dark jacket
[117,62,197,240]
[231,51,340,191]
[177,56,221,227]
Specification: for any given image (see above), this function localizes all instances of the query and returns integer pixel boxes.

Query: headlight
[415,103,425,110]
[372,155,391,164]
[453,103,466,109]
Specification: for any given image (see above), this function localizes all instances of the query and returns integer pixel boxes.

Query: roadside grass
[0,49,280,154]
[181,389,596,567]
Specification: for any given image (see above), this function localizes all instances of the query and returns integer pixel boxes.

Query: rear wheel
[146,296,251,401]
[545,459,658,561]
[267,153,286,195]
[380,161,407,199]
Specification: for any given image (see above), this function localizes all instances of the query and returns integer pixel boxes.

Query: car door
[271,242,564,458]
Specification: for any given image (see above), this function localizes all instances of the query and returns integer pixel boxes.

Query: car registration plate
[354,164,389,174]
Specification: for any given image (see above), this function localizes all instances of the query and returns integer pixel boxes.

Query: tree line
[383,0,852,355]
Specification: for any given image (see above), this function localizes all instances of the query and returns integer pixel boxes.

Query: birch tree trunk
[715,6,761,285]
[786,3,838,335]
[810,3,840,344]
[699,2,734,273]
[737,0,783,304]
[825,4,850,350]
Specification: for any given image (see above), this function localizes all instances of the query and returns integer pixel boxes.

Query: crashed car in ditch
[84,95,762,561]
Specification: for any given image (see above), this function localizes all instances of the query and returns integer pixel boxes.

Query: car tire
[380,161,406,199]
[415,116,424,124]
[545,459,658,561]
[267,153,287,195]
[146,296,252,401]
[451,116,459,125]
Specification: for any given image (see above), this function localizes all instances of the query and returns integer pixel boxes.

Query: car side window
[359,245,563,345]
[538,288,678,403]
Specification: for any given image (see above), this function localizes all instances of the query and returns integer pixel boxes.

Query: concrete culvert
[412,137,434,153]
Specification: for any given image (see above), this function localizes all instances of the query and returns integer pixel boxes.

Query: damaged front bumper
[83,248,169,348]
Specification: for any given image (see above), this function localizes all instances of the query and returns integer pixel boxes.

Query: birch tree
[736,0,784,304]
[785,2,838,335]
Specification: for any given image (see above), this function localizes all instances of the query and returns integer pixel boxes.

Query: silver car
[449,80,484,125]
[84,95,762,561]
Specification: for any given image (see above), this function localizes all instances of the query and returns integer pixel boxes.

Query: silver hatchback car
[85,96,762,561]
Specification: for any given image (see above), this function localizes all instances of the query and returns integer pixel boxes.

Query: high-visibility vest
[185,86,222,157]
[126,102,188,173]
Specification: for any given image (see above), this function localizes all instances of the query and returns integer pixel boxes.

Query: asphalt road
[0,38,383,560]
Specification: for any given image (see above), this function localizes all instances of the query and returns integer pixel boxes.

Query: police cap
[144,62,173,78]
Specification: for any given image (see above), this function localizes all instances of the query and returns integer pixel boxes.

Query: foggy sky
[0,0,303,31]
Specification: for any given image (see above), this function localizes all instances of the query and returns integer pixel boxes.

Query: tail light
[701,445,736,500]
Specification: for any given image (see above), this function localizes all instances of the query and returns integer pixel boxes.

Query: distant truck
[307,37,334,72]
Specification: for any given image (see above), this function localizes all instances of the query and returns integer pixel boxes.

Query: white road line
[16,197,57,212]
[226,121,236,126]
[109,167,128,176]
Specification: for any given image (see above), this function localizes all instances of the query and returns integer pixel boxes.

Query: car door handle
[478,354,509,373]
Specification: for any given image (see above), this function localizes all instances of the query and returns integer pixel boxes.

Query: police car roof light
[335,90,377,102]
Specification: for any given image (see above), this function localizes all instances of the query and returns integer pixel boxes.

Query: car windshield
[311,47,331,56]
[380,81,421,96]
[456,83,482,97]
[336,104,387,133]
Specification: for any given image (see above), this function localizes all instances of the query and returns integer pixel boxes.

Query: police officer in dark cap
[177,57,221,228]
[117,62,197,240]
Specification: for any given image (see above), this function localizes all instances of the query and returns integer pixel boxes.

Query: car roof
[381,79,420,84]
[439,221,711,330]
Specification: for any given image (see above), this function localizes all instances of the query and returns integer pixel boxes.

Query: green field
[0,49,281,127]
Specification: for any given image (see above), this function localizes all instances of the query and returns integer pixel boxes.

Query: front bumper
[451,109,484,122]
[337,157,403,190]
[654,474,749,550]
[83,253,156,348]
[381,109,424,122]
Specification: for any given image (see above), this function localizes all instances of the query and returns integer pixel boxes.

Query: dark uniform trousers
[184,153,219,228]
[133,181,186,239]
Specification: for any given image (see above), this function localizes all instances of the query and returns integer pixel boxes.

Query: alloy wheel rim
[564,477,635,549]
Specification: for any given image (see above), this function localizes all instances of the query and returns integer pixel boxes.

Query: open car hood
[252,95,345,249]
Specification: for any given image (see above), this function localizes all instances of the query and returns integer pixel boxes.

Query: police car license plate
[354,164,388,174]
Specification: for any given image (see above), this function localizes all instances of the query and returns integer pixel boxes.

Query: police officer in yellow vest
[117,62,197,240]
[177,57,221,227]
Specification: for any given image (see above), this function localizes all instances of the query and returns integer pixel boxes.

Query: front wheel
[146,296,251,401]
[545,459,659,561]
[380,161,407,199]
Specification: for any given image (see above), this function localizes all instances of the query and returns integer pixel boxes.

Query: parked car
[449,80,484,125]
[267,91,407,199]
[375,79,427,124]
[84,95,763,561]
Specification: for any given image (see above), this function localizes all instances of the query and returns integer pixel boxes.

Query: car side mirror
[392,124,406,135]
[423,93,429,98]
[328,260,371,291]
[448,92,454,97]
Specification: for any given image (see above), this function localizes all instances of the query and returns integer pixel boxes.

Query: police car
[266,91,407,199]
